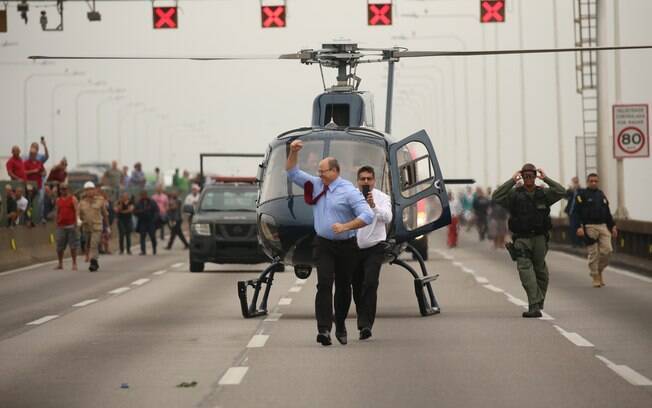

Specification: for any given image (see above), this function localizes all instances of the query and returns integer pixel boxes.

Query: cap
[83,181,96,189]
[521,163,537,174]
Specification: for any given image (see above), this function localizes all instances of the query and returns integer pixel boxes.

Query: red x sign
[153,7,177,29]
[368,3,392,26]
[261,6,286,28]
[480,0,505,23]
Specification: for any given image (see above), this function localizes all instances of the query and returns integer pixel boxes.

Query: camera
[362,185,371,198]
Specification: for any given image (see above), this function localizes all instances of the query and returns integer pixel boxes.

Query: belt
[317,236,356,245]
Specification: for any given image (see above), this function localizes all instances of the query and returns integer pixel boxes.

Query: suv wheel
[190,260,205,273]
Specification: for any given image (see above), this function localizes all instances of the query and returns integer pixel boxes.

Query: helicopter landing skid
[390,243,441,316]
[237,261,284,318]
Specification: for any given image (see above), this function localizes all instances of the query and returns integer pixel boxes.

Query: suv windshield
[199,189,257,212]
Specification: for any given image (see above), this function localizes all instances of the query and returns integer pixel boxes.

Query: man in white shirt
[351,166,392,340]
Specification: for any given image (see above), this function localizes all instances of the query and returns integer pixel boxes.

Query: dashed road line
[72,299,98,307]
[474,276,489,284]
[171,262,184,269]
[294,279,307,286]
[288,286,302,293]
[152,269,167,276]
[26,315,59,325]
[218,367,249,385]
[596,355,652,386]
[461,267,475,275]
[246,334,270,348]
[452,261,463,268]
[108,287,131,295]
[278,298,292,306]
[554,325,594,347]
[483,284,504,293]
[504,293,528,307]
[131,278,150,286]
[539,311,555,321]
[264,313,282,322]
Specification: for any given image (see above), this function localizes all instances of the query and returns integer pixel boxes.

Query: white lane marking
[278,298,292,306]
[483,284,504,293]
[475,276,489,284]
[596,355,652,386]
[554,325,594,347]
[294,279,307,286]
[553,251,652,284]
[246,334,270,348]
[288,286,302,293]
[0,260,59,277]
[264,313,282,322]
[26,315,59,325]
[505,293,528,307]
[108,287,131,295]
[452,261,463,268]
[171,262,184,268]
[442,254,454,260]
[72,299,98,307]
[152,269,167,276]
[461,267,475,275]
[219,367,249,385]
[131,278,150,286]
[539,312,555,321]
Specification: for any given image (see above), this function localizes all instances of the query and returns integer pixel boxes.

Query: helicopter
[30,41,652,319]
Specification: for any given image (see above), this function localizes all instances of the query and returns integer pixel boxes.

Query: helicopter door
[388,130,451,243]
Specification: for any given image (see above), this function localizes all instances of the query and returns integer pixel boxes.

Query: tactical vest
[577,189,609,224]
[507,187,552,236]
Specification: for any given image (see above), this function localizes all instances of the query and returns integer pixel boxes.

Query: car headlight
[192,223,211,236]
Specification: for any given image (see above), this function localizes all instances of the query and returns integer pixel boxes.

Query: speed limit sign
[613,104,649,158]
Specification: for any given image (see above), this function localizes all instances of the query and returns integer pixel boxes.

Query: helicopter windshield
[260,137,388,204]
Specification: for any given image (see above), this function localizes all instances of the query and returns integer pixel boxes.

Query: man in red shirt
[23,148,45,189]
[6,146,26,181]
[47,158,68,185]
[55,184,79,271]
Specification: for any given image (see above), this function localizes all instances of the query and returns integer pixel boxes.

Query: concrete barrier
[0,223,135,272]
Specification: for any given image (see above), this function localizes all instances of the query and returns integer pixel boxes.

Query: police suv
[189,177,268,272]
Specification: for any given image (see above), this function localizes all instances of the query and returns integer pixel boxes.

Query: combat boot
[591,274,601,288]
[522,304,542,318]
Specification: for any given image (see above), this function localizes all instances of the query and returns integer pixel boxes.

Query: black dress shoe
[522,304,542,318]
[335,331,347,345]
[359,327,372,340]
[316,331,332,346]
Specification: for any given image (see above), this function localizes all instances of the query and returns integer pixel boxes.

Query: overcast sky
[1,0,651,219]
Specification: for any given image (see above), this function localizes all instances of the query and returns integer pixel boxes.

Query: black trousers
[139,223,157,254]
[351,243,384,330]
[314,236,357,333]
[167,222,188,248]
[117,218,132,253]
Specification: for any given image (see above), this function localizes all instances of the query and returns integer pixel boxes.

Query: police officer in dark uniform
[493,164,565,318]
[574,173,618,288]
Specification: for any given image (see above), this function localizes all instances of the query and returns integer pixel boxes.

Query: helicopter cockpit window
[402,195,444,232]
[328,140,388,194]
[397,141,436,199]
[325,104,350,127]
[259,140,325,203]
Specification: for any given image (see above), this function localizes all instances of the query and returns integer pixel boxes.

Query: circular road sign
[617,126,646,154]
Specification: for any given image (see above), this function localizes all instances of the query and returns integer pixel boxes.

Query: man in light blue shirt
[286,139,373,346]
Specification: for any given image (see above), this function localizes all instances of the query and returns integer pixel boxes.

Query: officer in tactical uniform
[574,173,618,288]
[493,164,565,318]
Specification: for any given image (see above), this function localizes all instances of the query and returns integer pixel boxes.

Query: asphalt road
[0,230,650,408]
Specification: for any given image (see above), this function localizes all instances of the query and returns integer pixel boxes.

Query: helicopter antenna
[318,62,327,91]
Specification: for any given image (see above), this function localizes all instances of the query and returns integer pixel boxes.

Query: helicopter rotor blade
[395,44,652,58]
[28,54,299,61]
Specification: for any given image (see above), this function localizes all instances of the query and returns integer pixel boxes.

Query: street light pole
[24,70,84,147]
[96,95,125,161]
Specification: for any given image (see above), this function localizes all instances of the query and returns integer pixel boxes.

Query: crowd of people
[3,138,204,272]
